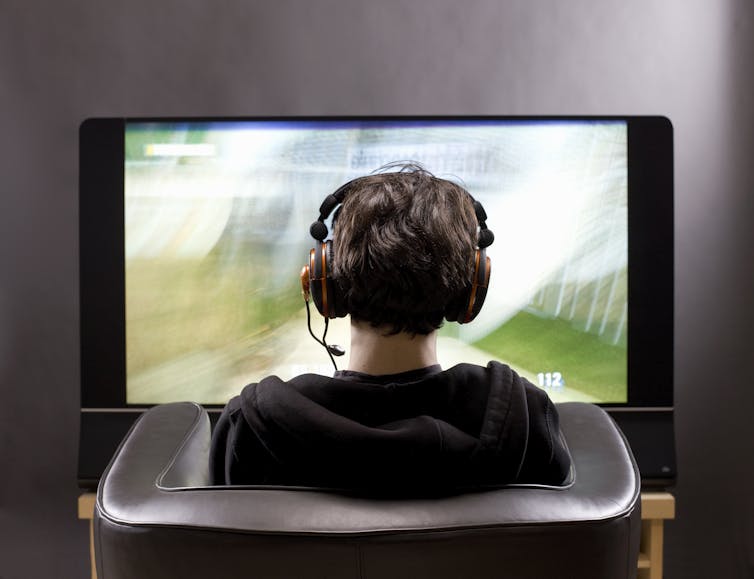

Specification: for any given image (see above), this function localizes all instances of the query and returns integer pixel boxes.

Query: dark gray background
[1,1,752,577]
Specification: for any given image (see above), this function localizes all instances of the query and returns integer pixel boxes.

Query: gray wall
[1,1,752,577]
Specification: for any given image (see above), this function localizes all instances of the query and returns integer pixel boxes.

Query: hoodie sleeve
[517,382,572,485]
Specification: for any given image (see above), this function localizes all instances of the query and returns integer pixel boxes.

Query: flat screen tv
[79,117,675,488]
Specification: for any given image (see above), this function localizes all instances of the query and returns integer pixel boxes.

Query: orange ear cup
[463,250,492,323]
[312,243,330,317]
[303,241,346,319]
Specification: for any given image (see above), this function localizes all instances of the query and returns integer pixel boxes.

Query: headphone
[300,177,494,325]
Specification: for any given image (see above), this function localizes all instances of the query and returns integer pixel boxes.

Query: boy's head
[331,164,480,335]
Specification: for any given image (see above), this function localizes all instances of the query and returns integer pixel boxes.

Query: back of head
[333,164,478,335]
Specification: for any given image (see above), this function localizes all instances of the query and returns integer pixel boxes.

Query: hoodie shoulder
[518,378,572,485]
[447,361,571,486]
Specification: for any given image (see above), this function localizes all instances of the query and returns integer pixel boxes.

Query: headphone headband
[309,179,494,249]
[311,181,355,240]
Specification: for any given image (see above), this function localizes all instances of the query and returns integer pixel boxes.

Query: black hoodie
[210,361,571,492]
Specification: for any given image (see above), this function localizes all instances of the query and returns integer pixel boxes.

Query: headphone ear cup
[445,249,491,324]
[465,251,490,322]
[307,241,348,319]
[464,249,491,323]
[308,244,326,316]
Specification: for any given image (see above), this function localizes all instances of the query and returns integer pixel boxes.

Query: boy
[210,164,570,491]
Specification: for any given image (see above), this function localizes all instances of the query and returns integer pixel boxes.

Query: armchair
[94,401,640,579]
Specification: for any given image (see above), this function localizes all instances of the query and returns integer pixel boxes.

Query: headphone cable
[305,299,339,372]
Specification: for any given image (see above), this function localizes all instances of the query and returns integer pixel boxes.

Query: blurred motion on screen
[125,120,627,404]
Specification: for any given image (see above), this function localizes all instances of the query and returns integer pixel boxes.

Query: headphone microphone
[327,344,346,356]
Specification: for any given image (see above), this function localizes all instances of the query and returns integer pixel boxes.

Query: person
[210,164,571,492]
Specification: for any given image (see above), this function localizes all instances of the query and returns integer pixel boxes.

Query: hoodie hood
[238,362,535,491]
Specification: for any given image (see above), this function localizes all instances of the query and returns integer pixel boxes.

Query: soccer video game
[124,119,628,405]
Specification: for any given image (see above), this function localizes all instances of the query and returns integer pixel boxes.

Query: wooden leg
[639,492,674,579]
[647,518,664,579]
[638,517,665,579]
[89,518,98,579]
[80,494,98,579]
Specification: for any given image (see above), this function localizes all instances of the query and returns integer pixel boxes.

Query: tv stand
[78,491,675,579]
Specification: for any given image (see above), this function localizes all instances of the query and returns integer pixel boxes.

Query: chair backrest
[94,401,640,579]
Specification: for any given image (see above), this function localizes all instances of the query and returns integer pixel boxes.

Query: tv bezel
[80,116,673,411]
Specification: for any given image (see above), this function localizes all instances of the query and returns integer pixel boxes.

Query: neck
[346,320,438,375]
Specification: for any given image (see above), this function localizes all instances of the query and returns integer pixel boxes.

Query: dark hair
[332,163,478,334]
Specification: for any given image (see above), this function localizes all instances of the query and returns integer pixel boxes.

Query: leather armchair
[94,401,640,579]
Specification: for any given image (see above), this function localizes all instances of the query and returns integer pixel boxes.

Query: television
[79,117,675,488]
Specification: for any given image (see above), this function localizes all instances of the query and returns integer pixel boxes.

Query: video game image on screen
[124,119,628,405]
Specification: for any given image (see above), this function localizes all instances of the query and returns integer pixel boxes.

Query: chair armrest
[96,402,211,522]
[97,401,639,536]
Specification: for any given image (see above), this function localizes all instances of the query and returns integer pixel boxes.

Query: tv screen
[123,120,628,405]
